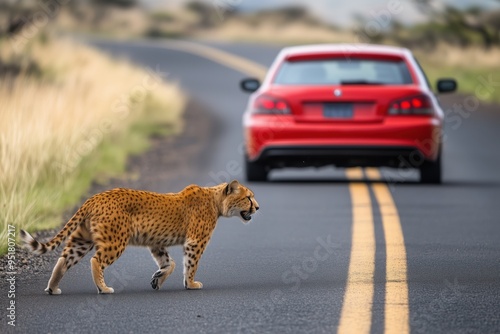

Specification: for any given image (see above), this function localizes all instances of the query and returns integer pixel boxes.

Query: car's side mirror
[436,79,457,93]
[240,78,261,93]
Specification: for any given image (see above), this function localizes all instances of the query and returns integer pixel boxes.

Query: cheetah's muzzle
[240,211,252,221]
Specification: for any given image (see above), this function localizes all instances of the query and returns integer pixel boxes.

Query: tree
[0,0,38,37]
[93,0,137,8]
[412,0,499,49]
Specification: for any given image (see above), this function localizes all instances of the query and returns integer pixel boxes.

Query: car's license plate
[323,103,354,118]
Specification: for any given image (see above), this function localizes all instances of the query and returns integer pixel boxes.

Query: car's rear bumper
[244,115,442,167]
[253,145,425,168]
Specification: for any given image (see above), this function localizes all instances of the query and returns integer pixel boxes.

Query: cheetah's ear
[225,180,240,195]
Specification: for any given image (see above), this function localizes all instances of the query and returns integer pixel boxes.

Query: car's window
[413,56,432,90]
[274,59,413,85]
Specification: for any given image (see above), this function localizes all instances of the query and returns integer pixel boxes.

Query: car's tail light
[388,94,434,115]
[252,95,291,114]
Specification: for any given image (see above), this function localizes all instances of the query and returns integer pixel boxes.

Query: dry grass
[417,44,500,69]
[0,37,184,252]
[194,19,355,45]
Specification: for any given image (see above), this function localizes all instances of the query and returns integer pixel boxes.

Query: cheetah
[20,180,259,294]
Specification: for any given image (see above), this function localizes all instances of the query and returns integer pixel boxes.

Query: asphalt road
[4,39,500,333]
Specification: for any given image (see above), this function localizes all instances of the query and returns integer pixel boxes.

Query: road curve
[3,38,500,334]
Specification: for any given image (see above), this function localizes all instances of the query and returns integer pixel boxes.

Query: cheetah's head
[221,180,259,223]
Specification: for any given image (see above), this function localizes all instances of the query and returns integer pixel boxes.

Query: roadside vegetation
[146,2,500,103]
[414,45,500,103]
[0,35,184,254]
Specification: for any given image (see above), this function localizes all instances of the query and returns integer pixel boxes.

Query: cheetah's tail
[20,209,87,255]
[20,230,49,255]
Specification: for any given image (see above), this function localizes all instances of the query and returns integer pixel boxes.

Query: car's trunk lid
[268,85,424,123]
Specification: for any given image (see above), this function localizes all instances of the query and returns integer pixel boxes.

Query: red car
[241,44,456,183]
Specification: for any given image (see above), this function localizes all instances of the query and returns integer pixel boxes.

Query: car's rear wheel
[245,157,268,182]
[420,150,442,184]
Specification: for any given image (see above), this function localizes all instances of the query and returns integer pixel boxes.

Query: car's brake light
[252,95,291,114]
[388,95,434,115]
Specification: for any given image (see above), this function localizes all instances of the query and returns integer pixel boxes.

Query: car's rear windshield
[274,58,413,85]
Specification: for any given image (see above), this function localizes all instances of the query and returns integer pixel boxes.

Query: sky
[142,0,500,26]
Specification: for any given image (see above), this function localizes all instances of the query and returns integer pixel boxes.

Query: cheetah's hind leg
[90,242,126,294]
[45,234,94,295]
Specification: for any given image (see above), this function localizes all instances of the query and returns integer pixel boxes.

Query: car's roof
[280,43,412,58]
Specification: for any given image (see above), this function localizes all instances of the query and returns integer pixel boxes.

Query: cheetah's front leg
[183,240,208,290]
[150,247,176,290]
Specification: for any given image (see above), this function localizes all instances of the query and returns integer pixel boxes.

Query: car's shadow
[268,178,398,184]
[265,178,500,188]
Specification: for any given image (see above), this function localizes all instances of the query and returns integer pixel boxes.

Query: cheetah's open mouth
[240,211,252,221]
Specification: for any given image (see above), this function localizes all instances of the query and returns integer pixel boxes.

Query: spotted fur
[20,180,259,295]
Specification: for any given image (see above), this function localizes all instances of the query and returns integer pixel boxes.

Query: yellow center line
[164,40,268,80]
[364,167,381,181]
[368,169,409,334]
[124,38,268,80]
[338,167,375,334]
